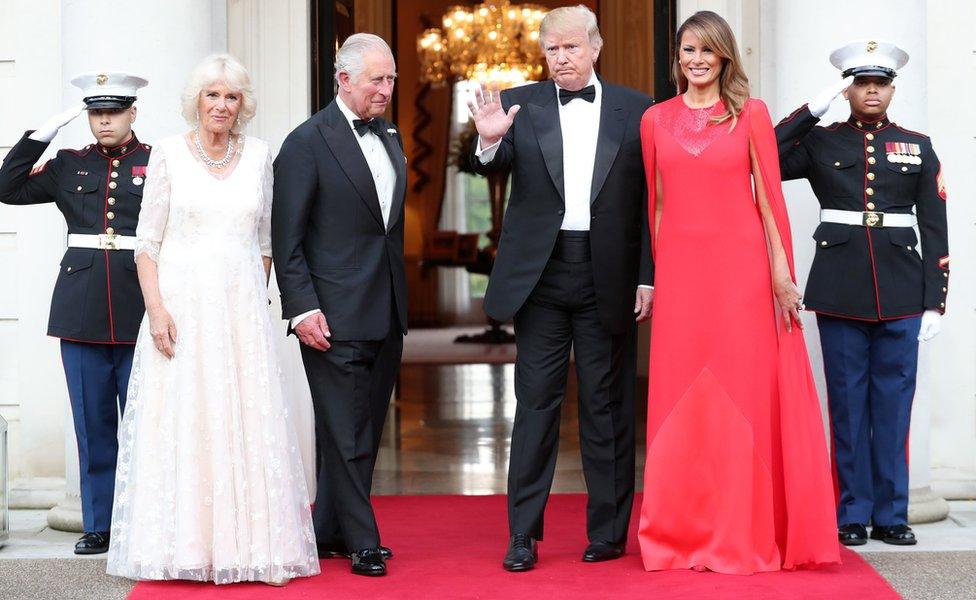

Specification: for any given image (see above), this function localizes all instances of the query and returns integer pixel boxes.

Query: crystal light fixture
[417,1,548,88]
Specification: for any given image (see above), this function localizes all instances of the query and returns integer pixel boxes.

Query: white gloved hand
[29,103,87,143]
[918,309,942,342]
[806,76,854,118]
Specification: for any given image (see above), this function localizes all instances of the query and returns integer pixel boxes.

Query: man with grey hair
[272,32,406,577]
[469,5,653,571]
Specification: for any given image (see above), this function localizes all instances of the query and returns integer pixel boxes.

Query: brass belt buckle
[98,233,119,250]
[862,211,884,228]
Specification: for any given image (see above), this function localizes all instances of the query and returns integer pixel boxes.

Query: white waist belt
[67,233,137,250]
[820,209,917,228]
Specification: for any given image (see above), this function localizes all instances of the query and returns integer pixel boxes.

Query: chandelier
[417,2,548,87]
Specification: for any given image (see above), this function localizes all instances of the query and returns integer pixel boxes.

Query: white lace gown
[106,135,320,583]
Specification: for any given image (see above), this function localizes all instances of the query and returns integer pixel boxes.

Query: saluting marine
[0,73,150,554]
[776,41,949,547]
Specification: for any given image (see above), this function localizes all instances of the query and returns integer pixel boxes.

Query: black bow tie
[353,118,383,137]
[558,85,596,105]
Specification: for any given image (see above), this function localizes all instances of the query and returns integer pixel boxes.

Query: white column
[925,0,976,501]
[2,0,70,512]
[761,0,949,522]
[47,0,227,532]
[226,0,316,495]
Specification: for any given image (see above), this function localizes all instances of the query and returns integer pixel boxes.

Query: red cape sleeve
[748,98,800,282]
[640,106,658,258]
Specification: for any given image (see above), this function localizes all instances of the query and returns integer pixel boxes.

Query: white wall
[760,0,974,496]
[1,0,229,504]
[0,0,69,497]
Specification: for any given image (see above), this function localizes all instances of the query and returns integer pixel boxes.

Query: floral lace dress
[106,134,320,583]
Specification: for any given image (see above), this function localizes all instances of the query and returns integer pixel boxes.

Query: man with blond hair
[469,5,653,571]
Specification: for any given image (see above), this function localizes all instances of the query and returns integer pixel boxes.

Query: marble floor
[373,363,648,496]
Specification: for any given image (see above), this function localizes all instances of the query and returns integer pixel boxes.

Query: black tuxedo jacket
[272,100,408,341]
[776,106,949,320]
[472,79,654,334]
[0,132,149,343]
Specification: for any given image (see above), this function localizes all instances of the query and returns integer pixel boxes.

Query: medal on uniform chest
[885,141,922,165]
[132,165,146,185]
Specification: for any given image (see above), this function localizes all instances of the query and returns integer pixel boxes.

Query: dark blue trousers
[817,314,921,528]
[60,340,134,533]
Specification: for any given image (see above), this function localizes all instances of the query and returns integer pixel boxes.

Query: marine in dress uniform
[0,73,150,554]
[775,41,949,546]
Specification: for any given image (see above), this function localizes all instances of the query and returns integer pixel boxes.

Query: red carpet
[128,494,898,599]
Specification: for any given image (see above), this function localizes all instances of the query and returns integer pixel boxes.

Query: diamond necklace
[194,131,236,169]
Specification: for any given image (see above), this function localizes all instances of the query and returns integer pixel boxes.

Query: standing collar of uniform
[846,114,890,132]
[553,71,601,101]
[94,132,140,159]
[336,94,375,130]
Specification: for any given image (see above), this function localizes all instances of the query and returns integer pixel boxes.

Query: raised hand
[466,83,520,147]
[30,103,88,143]
[807,76,854,118]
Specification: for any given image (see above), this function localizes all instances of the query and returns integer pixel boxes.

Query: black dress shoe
[74,531,110,555]
[318,543,393,559]
[582,541,625,562]
[317,543,349,559]
[502,534,537,572]
[837,523,868,546]
[870,524,917,546]
[351,548,387,576]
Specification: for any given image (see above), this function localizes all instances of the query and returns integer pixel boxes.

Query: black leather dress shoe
[837,523,868,546]
[317,543,349,559]
[502,534,537,572]
[351,548,387,576]
[870,524,917,545]
[318,543,393,559]
[74,531,110,555]
[582,541,625,562]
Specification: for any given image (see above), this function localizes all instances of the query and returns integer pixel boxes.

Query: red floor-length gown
[637,96,840,574]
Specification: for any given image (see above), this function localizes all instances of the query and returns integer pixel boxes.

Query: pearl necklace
[194,131,236,169]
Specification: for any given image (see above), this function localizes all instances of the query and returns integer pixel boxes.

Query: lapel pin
[387,128,397,136]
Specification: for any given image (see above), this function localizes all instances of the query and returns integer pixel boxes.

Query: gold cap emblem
[866,41,878,53]
[96,73,108,85]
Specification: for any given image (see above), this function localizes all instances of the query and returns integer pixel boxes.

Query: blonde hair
[539,5,603,52]
[673,11,749,129]
[181,53,256,134]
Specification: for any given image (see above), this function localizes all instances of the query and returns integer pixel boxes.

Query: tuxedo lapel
[316,102,385,230]
[377,122,407,232]
[590,84,627,205]
[528,83,565,201]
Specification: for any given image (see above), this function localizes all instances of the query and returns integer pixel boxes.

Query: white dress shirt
[477,73,601,231]
[477,73,653,291]
[291,96,397,329]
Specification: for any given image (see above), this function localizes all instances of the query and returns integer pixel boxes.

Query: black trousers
[300,312,403,551]
[508,232,637,544]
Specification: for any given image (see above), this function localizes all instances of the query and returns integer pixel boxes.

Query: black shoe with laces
[502,534,537,572]
[318,543,393,559]
[582,541,625,562]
